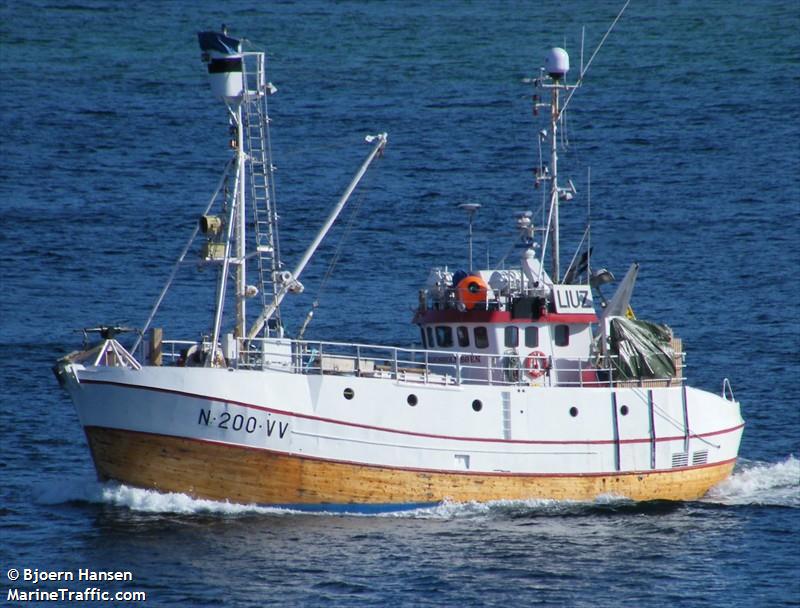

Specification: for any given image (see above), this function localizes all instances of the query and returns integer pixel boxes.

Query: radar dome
[545,47,570,80]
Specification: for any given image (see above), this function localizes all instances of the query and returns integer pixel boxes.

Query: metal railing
[151,336,684,389]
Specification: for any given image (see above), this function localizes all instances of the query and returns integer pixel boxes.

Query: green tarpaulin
[607,316,676,380]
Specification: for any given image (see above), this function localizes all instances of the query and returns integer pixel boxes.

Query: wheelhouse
[413,267,597,385]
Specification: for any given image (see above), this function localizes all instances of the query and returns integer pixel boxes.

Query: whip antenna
[560,0,631,116]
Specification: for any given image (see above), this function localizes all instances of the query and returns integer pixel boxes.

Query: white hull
[64,362,743,480]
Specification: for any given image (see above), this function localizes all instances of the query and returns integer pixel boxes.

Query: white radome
[545,47,570,78]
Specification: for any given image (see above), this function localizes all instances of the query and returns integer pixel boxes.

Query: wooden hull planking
[85,426,735,509]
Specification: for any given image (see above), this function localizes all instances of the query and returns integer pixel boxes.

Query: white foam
[36,477,289,516]
[37,479,610,518]
[35,456,799,517]
[96,484,286,515]
[382,494,634,519]
[703,455,800,507]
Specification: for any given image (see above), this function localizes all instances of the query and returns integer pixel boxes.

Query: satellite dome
[545,47,570,80]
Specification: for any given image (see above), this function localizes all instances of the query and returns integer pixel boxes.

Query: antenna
[527,0,629,284]
[458,203,481,272]
[580,26,585,77]
[587,166,591,278]
[560,0,630,116]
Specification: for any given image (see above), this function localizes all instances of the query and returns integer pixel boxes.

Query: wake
[35,456,798,517]
[701,455,799,507]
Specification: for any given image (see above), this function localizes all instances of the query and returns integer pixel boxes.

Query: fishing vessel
[55,29,744,513]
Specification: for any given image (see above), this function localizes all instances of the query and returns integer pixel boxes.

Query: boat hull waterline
[63,363,743,512]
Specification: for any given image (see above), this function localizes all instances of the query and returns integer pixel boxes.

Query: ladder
[241,52,280,324]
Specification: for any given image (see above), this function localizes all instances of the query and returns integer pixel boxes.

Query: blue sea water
[1,1,799,606]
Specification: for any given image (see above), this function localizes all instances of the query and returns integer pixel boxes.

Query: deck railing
[149,335,684,389]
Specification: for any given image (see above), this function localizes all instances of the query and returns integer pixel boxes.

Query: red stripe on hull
[80,377,745,446]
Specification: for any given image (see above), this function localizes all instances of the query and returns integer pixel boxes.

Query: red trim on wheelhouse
[413,309,598,325]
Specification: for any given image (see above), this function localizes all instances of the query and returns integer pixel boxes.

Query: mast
[533,0,631,283]
[135,31,388,362]
[235,102,247,338]
[549,83,560,283]
[199,30,388,348]
[199,30,289,352]
[534,47,576,285]
[458,203,481,272]
[197,30,248,364]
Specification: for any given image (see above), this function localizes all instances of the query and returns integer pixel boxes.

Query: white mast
[235,103,247,339]
[534,47,576,285]
[197,29,249,365]
[549,82,561,283]
[534,4,630,285]
[458,203,481,272]
[208,156,239,365]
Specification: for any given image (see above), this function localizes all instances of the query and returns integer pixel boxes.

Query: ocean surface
[1,1,799,606]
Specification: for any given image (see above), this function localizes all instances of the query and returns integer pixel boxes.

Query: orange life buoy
[524,350,549,379]
[456,275,489,310]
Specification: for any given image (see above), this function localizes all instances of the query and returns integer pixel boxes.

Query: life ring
[456,275,489,310]
[524,350,550,379]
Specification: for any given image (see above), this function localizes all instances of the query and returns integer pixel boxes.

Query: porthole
[569,406,579,417]
[407,394,418,406]
[620,405,629,416]
[343,388,354,400]
[472,399,483,412]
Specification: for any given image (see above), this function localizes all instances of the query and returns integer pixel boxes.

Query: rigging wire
[619,382,721,450]
[132,158,234,353]
[296,174,372,339]
[560,0,631,118]
[587,166,592,278]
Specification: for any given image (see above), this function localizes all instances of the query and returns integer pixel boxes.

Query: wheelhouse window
[555,324,570,347]
[420,327,427,348]
[504,326,519,348]
[525,326,539,348]
[457,326,470,347]
[474,326,489,349]
[426,327,434,349]
[436,326,453,348]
